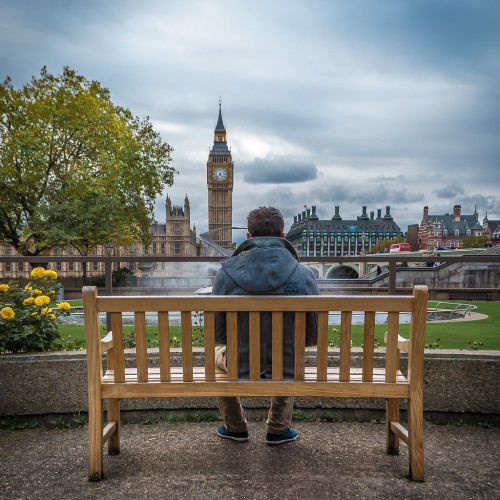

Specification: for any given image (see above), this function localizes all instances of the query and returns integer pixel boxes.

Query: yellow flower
[31,267,46,278]
[47,291,55,296]
[1,307,15,320]
[24,297,35,305]
[0,284,9,292]
[44,270,58,279]
[31,312,40,320]
[57,302,71,311]
[25,284,32,290]
[41,307,53,316]
[49,314,57,322]
[33,289,42,295]
[34,295,51,306]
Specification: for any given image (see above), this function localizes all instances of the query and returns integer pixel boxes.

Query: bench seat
[103,366,408,384]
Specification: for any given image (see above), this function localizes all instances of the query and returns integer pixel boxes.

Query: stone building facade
[417,205,483,250]
[0,195,199,280]
[207,103,234,249]
[483,213,500,247]
[286,205,403,257]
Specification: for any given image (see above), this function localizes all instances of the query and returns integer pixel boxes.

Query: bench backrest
[83,285,428,387]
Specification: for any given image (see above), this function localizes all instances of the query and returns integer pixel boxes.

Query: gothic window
[455,230,460,236]
[174,224,180,234]
[93,262,99,271]
[56,262,62,271]
[174,243,181,255]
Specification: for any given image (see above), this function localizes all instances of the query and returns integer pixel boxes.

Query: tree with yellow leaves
[0,66,174,256]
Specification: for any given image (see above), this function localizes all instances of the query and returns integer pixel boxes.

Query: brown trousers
[215,346,294,434]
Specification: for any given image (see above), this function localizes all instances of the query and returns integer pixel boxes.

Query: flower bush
[0,268,71,353]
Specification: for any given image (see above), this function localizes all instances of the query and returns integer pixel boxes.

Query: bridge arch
[326,265,359,279]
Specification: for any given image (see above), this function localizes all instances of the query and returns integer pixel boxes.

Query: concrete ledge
[1,348,498,419]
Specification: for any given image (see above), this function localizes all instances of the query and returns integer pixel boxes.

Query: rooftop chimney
[332,205,342,220]
[370,211,374,220]
[423,206,429,219]
[377,209,382,219]
[453,205,461,221]
[294,215,297,224]
[306,208,311,218]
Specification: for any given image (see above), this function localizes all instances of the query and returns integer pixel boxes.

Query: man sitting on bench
[212,206,319,444]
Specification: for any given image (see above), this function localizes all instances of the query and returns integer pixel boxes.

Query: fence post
[389,260,396,295]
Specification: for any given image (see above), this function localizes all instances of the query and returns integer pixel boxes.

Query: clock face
[213,167,227,182]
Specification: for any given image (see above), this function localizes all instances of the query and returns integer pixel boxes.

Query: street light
[427,222,433,251]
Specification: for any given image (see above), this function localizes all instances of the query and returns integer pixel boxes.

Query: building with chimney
[286,205,403,257]
[482,213,500,247]
[417,205,483,250]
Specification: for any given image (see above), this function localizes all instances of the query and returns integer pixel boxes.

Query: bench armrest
[384,332,410,353]
[101,331,113,352]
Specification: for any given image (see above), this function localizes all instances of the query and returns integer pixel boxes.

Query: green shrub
[0,268,71,353]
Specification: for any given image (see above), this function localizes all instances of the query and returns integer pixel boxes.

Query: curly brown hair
[247,207,284,237]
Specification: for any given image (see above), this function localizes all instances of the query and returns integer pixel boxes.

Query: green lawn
[55,300,500,351]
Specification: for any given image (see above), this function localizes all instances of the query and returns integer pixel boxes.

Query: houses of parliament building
[0,104,234,279]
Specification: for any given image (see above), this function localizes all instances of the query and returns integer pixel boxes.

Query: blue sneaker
[217,425,249,442]
[265,428,298,445]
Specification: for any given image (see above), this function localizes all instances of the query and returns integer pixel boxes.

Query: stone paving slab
[1,421,499,499]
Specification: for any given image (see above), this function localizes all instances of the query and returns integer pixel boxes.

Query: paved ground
[1,421,499,499]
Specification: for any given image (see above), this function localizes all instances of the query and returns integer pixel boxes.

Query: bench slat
[158,312,171,382]
[101,379,410,399]
[272,312,283,381]
[181,312,193,382]
[317,311,329,381]
[340,311,352,381]
[362,311,375,382]
[294,312,306,380]
[135,312,148,382]
[386,312,399,383]
[111,312,125,383]
[96,295,415,313]
[227,312,238,380]
[249,312,260,381]
[204,312,215,382]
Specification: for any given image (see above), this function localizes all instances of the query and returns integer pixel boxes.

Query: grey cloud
[242,157,318,184]
[433,184,466,198]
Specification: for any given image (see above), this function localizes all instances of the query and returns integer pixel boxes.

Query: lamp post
[361,231,366,255]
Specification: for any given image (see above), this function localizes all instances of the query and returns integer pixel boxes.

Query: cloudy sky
[1,0,499,243]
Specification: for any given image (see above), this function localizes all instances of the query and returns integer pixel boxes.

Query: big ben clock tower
[207,101,234,249]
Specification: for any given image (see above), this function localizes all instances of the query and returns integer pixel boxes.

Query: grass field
[54,300,500,351]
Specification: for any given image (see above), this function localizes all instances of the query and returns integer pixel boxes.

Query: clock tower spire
[207,101,234,249]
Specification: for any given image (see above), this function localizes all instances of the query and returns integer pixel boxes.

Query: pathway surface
[1,421,499,499]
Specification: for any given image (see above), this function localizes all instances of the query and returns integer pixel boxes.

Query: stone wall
[1,349,498,421]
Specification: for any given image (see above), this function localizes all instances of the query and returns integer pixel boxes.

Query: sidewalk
[1,421,498,499]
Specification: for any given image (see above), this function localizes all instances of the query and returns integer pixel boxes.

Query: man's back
[213,236,318,378]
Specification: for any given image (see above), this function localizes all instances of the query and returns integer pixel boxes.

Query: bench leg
[88,395,104,481]
[107,398,121,456]
[408,393,425,481]
[385,398,400,455]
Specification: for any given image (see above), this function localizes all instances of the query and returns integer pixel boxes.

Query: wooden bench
[83,285,428,481]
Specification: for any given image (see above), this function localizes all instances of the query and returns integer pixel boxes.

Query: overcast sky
[2,0,499,243]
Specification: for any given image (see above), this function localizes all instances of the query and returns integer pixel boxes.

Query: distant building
[149,195,198,257]
[286,205,403,257]
[483,213,500,247]
[417,205,483,250]
[207,103,234,250]
[0,194,199,280]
